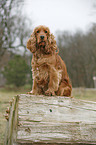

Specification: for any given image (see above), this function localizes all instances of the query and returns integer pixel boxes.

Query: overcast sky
[23,0,96,33]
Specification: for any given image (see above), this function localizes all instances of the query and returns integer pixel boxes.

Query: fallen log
[4,94,96,145]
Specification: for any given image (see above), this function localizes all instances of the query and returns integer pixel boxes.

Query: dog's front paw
[45,89,55,96]
[27,90,35,95]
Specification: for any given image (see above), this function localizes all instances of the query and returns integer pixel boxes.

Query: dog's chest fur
[32,63,49,86]
[32,53,62,91]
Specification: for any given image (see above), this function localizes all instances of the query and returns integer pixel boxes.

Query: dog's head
[27,25,57,54]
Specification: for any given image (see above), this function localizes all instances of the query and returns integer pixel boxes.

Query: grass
[72,88,96,102]
[0,87,96,144]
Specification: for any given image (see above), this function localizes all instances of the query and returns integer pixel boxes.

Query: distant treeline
[57,24,96,88]
[1,0,96,88]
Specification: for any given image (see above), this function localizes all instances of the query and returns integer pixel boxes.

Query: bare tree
[0,0,32,61]
[56,24,96,88]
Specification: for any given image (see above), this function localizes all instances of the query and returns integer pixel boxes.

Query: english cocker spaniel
[27,25,72,96]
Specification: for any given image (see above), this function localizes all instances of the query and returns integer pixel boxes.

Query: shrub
[3,55,29,87]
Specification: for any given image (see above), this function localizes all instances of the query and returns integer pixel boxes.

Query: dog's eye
[37,30,39,33]
[45,30,47,33]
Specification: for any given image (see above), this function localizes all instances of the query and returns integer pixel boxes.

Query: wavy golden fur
[27,25,72,96]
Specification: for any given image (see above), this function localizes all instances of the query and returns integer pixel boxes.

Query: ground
[0,87,96,144]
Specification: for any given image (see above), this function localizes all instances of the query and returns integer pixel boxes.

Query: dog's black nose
[40,35,44,39]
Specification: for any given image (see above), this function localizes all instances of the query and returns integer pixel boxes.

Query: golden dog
[27,25,72,96]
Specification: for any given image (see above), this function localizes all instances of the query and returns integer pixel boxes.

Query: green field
[0,87,96,144]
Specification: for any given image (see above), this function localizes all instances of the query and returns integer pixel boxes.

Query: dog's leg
[32,78,45,95]
[32,79,38,94]
[45,67,59,96]
[63,86,72,96]
[57,82,72,97]
[27,78,39,95]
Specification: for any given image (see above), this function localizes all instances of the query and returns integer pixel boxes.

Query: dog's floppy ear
[48,33,57,52]
[26,31,36,53]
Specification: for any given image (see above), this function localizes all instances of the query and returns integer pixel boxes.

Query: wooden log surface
[5,94,96,144]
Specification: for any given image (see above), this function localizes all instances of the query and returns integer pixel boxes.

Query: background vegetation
[0,0,96,88]
[2,55,30,87]
[57,25,96,88]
